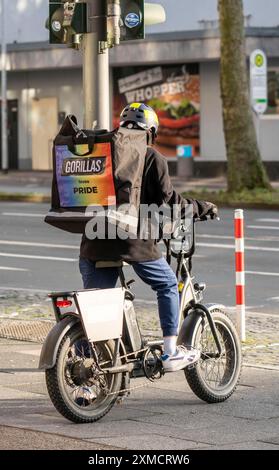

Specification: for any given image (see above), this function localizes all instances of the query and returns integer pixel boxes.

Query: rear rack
[48,291,76,298]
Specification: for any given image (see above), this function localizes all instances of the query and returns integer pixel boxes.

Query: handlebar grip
[195,214,220,222]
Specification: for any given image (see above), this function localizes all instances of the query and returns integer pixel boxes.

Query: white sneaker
[162,345,200,373]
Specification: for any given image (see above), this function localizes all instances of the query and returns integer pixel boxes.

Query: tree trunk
[218,0,271,192]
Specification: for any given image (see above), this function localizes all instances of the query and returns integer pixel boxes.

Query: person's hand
[198,201,219,220]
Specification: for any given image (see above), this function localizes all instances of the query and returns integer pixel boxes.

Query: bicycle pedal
[116,396,126,405]
[117,389,131,404]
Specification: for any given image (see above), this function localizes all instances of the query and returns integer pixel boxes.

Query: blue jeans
[79,257,179,337]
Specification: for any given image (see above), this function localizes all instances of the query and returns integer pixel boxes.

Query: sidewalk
[0,291,279,450]
[1,171,278,199]
[0,171,51,197]
[0,336,278,450]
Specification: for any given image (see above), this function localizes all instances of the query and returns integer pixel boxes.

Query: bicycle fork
[190,301,223,357]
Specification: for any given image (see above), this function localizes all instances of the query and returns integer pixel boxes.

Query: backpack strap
[67,135,96,156]
[59,115,81,136]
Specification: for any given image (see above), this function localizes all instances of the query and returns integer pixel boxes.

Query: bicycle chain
[106,379,154,398]
[101,345,200,397]
[100,346,148,367]
[99,347,162,397]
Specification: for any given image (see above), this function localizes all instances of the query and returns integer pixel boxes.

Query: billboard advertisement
[113,64,200,157]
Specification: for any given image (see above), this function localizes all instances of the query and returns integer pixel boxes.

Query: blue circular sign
[125,13,141,29]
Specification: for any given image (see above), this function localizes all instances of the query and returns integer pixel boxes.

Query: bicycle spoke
[197,319,237,390]
[60,335,116,409]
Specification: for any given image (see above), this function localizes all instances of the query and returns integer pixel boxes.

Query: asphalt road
[0,201,279,313]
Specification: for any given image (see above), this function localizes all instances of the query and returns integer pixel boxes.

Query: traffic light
[119,1,166,42]
[47,1,166,48]
[119,1,145,41]
[48,1,87,47]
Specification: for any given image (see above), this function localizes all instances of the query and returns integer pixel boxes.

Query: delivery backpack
[45,115,147,235]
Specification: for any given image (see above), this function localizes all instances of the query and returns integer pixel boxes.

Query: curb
[0,193,50,204]
[183,192,279,211]
[211,202,279,211]
[1,191,279,209]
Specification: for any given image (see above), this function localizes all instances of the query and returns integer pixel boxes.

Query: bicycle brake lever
[197,216,208,222]
[127,279,136,288]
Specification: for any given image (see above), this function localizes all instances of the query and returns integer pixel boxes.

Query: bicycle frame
[40,221,223,375]
[40,213,243,424]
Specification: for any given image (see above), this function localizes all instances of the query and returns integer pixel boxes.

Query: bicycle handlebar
[195,214,220,223]
[165,216,220,261]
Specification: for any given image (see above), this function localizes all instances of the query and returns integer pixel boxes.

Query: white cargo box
[75,288,125,342]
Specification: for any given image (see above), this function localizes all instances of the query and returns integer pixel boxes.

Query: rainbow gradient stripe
[56,143,116,208]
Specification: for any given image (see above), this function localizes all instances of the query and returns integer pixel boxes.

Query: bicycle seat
[95,261,129,268]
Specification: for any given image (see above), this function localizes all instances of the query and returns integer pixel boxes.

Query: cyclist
[79,103,218,372]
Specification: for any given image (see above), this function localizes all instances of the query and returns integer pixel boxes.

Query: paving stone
[5,381,47,396]
[159,422,276,446]
[85,434,211,451]
[128,410,249,431]
[0,425,117,450]
[0,372,43,387]
[204,440,279,450]
[201,400,279,421]
[258,436,279,446]
[0,387,43,400]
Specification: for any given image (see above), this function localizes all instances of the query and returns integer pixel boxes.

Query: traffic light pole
[82,35,110,130]
[97,48,110,130]
[82,32,99,129]
[1,0,8,172]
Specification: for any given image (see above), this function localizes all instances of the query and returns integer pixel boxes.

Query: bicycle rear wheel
[46,324,122,423]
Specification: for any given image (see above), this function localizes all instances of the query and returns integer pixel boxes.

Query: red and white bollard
[235,209,246,341]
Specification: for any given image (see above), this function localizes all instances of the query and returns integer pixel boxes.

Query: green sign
[255,53,264,68]
[250,49,268,115]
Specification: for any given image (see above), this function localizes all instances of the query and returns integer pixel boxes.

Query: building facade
[1,1,279,176]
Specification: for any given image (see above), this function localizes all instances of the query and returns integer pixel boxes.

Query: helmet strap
[148,129,157,145]
[146,130,153,146]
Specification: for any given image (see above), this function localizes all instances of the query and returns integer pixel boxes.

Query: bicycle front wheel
[184,309,242,403]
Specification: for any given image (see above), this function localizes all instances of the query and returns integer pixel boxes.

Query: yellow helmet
[120,102,159,135]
